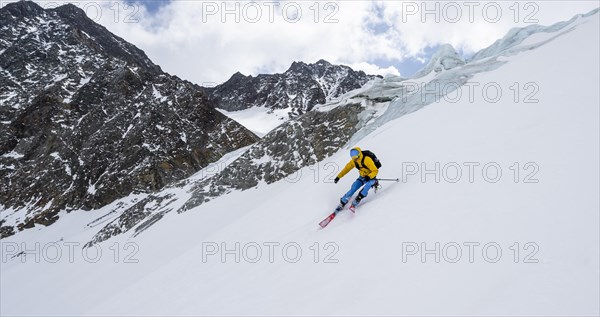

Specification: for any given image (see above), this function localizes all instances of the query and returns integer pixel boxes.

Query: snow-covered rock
[207,59,379,117]
[0,1,258,238]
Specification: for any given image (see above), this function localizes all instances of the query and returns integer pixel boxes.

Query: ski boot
[335,198,348,214]
[349,193,365,213]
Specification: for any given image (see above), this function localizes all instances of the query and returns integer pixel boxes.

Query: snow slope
[1,10,599,316]
[217,107,291,137]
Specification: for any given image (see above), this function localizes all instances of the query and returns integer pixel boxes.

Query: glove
[364,176,371,182]
[334,177,340,184]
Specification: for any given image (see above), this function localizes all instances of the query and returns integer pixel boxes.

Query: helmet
[350,149,360,159]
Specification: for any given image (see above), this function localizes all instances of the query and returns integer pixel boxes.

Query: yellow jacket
[337,147,378,180]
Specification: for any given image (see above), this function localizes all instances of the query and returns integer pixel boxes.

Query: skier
[333,147,380,212]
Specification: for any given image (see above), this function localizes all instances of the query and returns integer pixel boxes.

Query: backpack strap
[354,154,371,171]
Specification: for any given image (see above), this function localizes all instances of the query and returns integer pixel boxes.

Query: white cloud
[32,1,599,85]
[347,62,401,77]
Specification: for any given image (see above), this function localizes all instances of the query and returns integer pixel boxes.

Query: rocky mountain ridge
[206,59,380,117]
[0,1,258,237]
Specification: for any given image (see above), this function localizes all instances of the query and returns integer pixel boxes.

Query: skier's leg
[360,179,376,196]
[341,178,365,205]
[352,179,376,207]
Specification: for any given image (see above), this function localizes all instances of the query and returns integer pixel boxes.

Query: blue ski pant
[341,177,376,204]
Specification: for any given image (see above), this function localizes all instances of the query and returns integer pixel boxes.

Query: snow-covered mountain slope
[85,101,363,246]
[0,1,258,238]
[216,106,291,137]
[1,8,599,316]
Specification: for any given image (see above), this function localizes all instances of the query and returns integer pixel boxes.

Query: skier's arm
[336,160,355,179]
[364,157,379,179]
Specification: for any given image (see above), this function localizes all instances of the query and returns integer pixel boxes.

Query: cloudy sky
[29,1,600,85]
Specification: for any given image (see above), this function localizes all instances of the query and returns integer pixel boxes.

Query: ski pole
[377,178,399,182]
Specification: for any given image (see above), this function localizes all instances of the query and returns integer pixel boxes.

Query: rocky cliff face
[0,1,258,237]
[206,59,379,117]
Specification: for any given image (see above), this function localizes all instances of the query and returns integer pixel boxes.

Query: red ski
[349,205,356,213]
[319,204,345,228]
[319,212,336,228]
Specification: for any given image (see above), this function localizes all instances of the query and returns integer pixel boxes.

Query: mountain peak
[289,59,334,71]
[0,0,258,238]
[315,59,332,66]
[231,71,247,78]
[209,60,378,114]
[28,2,162,73]
[288,61,309,72]
[51,3,89,19]
[0,0,44,18]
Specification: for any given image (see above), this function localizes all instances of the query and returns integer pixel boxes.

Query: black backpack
[356,150,382,169]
